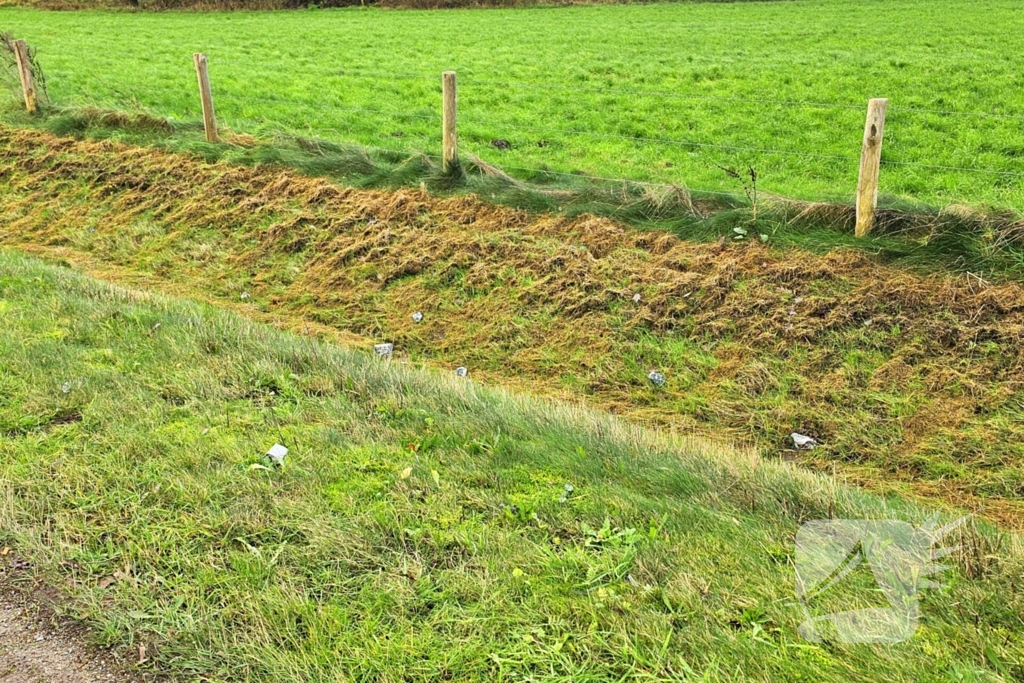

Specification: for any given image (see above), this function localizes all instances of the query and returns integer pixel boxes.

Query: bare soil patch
[0,556,139,683]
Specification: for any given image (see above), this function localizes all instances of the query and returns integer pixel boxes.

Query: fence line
[207,65,1024,121]
[13,47,1024,235]
[218,94,440,122]
[210,96,1024,176]
[55,65,1024,122]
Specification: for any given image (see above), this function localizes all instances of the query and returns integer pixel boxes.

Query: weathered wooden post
[193,53,219,143]
[855,98,888,237]
[12,40,37,114]
[442,70,458,172]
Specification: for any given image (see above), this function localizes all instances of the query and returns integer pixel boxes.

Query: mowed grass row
[0,249,1023,681]
[2,0,1024,209]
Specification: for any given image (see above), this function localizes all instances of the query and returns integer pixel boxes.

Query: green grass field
[1,249,1022,681]
[2,0,1024,210]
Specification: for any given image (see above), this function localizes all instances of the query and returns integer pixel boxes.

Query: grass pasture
[1,249,1023,681]
[2,0,1024,211]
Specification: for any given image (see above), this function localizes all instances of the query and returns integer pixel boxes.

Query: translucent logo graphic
[794,515,967,643]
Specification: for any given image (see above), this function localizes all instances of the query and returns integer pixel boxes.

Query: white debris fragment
[455,367,468,378]
[240,292,251,300]
[412,311,424,323]
[558,483,575,504]
[648,371,666,387]
[632,293,642,303]
[61,382,71,394]
[791,433,818,450]
[374,343,394,357]
[266,443,288,466]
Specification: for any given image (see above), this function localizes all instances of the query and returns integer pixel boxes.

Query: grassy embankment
[2,128,1024,529]
[1,248,1022,681]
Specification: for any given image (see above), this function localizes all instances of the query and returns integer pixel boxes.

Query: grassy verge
[2,127,1024,528]
[1,248,1022,681]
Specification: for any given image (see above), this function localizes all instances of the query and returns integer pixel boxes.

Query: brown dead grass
[2,126,1024,526]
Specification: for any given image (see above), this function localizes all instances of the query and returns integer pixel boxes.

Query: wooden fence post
[193,53,218,143]
[442,71,458,172]
[855,97,888,237]
[12,40,37,114]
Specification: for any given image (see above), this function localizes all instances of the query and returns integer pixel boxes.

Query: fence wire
[44,68,1024,208]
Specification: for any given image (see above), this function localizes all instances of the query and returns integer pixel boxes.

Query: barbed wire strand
[217,93,439,122]
[57,83,1024,181]
[58,62,1024,121]
[208,66,1024,120]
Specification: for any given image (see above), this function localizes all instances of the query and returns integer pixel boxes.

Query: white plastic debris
[791,433,818,450]
[240,292,251,300]
[632,293,642,303]
[648,371,666,387]
[374,343,394,357]
[266,443,288,466]
[559,483,575,504]
[61,382,71,394]
[455,366,468,378]
[412,311,424,323]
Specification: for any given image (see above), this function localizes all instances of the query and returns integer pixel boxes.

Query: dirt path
[0,596,137,683]
[0,558,138,683]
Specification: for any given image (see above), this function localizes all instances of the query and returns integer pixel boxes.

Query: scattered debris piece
[374,343,394,357]
[791,433,818,450]
[558,483,575,504]
[455,366,468,378]
[61,382,71,394]
[632,293,642,303]
[240,292,250,300]
[648,371,666,387]
[266,443,288,466]
[411,311,423,323]
[491,139,511,150]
